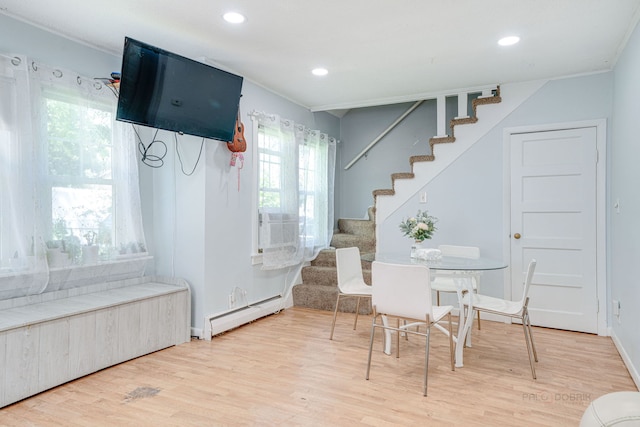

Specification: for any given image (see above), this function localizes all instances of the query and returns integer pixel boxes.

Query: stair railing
[344,100,423,170]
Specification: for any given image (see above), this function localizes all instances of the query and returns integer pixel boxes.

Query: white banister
[457,92,469,119]
[344,100,424,170]
[436,95,447,137]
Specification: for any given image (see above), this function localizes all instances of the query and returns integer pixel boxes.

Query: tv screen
[116,37,244,142]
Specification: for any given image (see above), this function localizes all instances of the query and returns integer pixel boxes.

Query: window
[42,87,115,260]
[253,113,336,269]
[257,123,298,251]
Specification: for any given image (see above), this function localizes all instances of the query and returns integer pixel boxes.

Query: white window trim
[250,115,263,265]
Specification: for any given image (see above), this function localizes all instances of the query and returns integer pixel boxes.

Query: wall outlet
[419,192,427,203]
[613,299,620,316]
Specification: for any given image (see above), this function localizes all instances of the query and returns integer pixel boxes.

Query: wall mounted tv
[116,37,244,142]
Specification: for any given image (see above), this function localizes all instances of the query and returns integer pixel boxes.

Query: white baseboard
[204,296,286,340]
[611,329,640,390]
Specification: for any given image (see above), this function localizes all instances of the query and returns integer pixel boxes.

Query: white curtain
[0,54,49,299]
[256,112,336,270]
[0,54,147,298]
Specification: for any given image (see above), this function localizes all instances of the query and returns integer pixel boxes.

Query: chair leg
[353,297,361,330]
[447,313,455,371]
[329,293,342,340]
[402,319,409,340]
[526,310,538,362]
[423,327,431,397]
[396,318,401,358]
[525,311,538,362]
[521,313,537,379]
[365,315,377,380]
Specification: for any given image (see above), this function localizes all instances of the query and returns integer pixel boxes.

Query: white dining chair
[329,247,372,340]
[463,259,538,378]
[431,245,482,329]
[366,261,455,396]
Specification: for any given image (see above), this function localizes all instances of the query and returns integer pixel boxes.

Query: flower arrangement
[399,210,438,242]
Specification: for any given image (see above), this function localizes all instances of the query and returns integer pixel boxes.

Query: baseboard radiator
[205,295,286,340]
[0,276,191,408]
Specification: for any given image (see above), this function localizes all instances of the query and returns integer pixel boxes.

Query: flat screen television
[116,37,244,142]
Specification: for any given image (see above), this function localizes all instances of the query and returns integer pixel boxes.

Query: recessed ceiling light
[498,36,520,46]
[223,11,246,24]
[312,68,328,76]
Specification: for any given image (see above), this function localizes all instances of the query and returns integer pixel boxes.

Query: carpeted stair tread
[330,233,375,252]
[310,248,373,270]
[301,265,371,287]
[292,207,375,313]
[292,284,372,314]
[311,249,338,267]
[337,218,374,236]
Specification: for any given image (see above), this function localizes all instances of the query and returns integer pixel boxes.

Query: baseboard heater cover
[205,295,284,340]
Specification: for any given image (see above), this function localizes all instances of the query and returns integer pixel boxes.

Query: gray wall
[611,18,640,383]
[338,101,437,219]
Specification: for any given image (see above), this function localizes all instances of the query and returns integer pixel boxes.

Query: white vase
[410,240,424,258]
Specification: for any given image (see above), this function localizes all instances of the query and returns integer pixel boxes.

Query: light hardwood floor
[1,307,636,426]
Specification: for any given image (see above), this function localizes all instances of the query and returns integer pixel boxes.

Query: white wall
[611,19,640,385]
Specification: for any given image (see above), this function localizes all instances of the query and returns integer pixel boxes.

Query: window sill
[251,253,263,265]
[0,255,153,300]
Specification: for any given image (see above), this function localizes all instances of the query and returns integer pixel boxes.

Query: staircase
[291,207,375,314]
[372,86,501,200]
[292,86,507,314]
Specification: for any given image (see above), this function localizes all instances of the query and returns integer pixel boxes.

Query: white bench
[0,275,191,408]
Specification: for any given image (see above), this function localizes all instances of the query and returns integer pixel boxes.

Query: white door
[510,127,598,333]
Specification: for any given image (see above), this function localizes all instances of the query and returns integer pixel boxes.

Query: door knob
[514,233,521,239]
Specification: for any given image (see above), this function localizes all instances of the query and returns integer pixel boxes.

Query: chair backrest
[372,261,433,321]
[335,247,364,292]
[434,245,481,283]
[438,245,480,259]
[518,259,537,304]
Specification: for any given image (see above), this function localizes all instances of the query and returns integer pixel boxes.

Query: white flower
[399,210,438,241]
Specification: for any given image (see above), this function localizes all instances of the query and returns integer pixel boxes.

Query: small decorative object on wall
[399,210,438,258]
[228,107,246,191]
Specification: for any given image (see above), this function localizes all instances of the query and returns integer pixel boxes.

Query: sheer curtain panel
[254,112,336,270]
[0,54,49,298]
[0,55,148,299]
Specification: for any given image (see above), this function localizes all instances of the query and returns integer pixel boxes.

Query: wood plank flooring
[1,307,636,426]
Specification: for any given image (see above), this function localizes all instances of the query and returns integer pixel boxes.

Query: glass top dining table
[362,252,507,271]
[363,251,508,367]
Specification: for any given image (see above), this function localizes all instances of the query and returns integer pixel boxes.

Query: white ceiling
[2,0,639,114]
